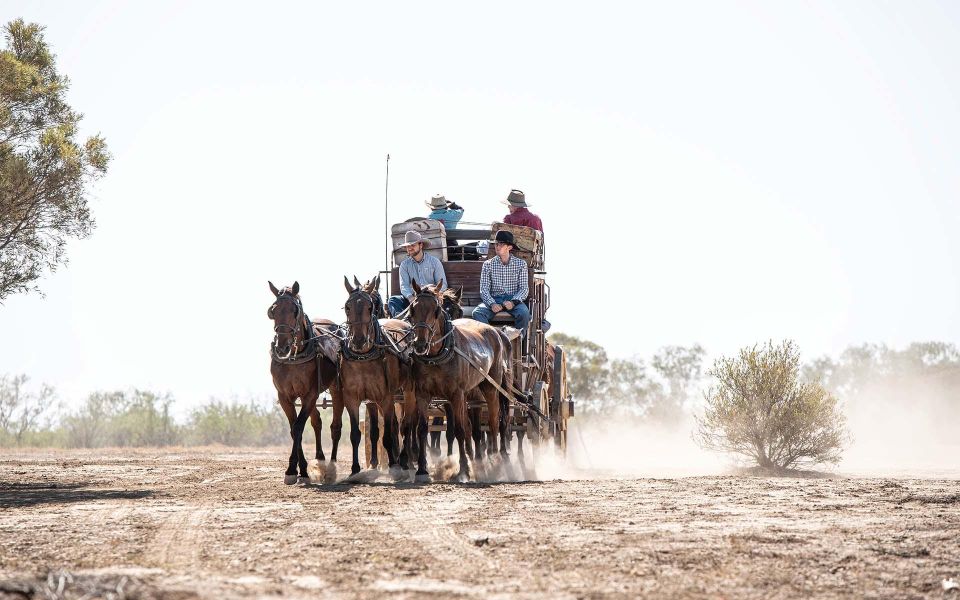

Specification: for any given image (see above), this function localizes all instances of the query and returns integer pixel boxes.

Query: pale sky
[2,1,959,410]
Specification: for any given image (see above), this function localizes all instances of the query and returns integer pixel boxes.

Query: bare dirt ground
[1,447,958,599]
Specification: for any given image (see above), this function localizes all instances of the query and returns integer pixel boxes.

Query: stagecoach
[364,218,574,460]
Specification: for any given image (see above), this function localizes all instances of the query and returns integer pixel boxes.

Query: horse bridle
[269,292,308,359]
[410,292,456,355]
[343,288,381,354]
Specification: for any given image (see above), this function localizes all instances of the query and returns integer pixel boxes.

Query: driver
[387,230,447,318]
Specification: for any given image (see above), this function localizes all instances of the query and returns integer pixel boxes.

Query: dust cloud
[838,378,960,478]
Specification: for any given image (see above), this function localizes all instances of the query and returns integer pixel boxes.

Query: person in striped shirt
[472,230,531,331]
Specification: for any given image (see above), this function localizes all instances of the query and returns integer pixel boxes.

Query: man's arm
[399,261,413,298]
[479,261,494,306]
[513,259,529,302]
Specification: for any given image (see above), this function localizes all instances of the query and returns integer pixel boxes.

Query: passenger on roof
[472,230,531,332]
[502,189,542,233]
[387,231,448,318]
[426,194,464,230]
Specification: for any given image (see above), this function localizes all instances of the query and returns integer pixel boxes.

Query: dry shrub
[694,340,848,470]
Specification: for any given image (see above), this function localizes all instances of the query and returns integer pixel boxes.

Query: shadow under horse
[267,281,341,484]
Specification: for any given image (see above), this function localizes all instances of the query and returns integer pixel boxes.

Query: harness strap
[451,347,548,420]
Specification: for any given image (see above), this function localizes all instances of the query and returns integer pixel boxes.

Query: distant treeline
[0,380,294,448]
[551,335,960,423]
[2,339,958,448]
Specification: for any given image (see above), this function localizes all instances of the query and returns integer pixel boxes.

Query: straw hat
[425,194,449,209]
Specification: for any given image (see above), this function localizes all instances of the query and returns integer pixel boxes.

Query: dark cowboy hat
[502,189,530,208]
[494,230,524,250]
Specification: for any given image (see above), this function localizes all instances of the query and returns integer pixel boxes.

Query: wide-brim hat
[502,189,530,208]
[399,230,432,249]
[493,230,523,251]
[425,194,449,209]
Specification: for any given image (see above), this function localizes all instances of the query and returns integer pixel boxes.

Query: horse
[428,286,463,456]
[404,281,513,481]
[267,281,341,484]
[332,275,416,476]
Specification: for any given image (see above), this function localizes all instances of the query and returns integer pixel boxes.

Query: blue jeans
[387,295,409,318]
[473,294,531,332]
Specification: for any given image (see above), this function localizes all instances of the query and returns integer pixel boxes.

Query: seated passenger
[472,230,531,332]
[387,231,447,318]
[426,194,464,230]
[502,189,542,233]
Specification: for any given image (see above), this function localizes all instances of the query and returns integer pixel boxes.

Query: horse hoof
[283,474,298,485]
[415,472,431,484]
[389,466,405,481]
[297,476,310,485]
[450,471,469,483]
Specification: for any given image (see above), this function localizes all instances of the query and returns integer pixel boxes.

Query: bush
[63,390,179,448]
[185,399,289,446]
[694,340,848,470]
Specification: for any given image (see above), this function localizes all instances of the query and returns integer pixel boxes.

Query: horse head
[440,286,464,320]
[408,280,447,356]
[268,280,305,359]
[343,275,380,353]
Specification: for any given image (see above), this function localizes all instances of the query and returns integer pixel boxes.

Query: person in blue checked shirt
[387,230,448,317]
[472,230,531,331]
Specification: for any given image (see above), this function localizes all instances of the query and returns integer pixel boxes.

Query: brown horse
[332,275,416,476]
[267,281,341,484]
[404,281,512,481]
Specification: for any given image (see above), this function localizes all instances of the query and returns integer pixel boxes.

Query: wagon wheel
[551,346,569,456]
[525,381,551,447]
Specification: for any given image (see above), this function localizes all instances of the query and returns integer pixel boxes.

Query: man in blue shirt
[387,231,448,318]
[472,230,531,331]
[426,194,464,230]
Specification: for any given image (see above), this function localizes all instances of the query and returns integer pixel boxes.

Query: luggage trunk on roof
[391,219,448,266]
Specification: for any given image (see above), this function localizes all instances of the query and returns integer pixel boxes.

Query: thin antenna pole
[384,154,390,296]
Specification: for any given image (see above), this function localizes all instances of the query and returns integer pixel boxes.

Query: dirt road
[1,447,958,599]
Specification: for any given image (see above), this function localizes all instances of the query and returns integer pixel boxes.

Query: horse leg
[452,391,471,481]
[429,417,441,455]
[296,394,319,480]
[329,382,344,463]
[346,401,362,476]
[310,408,325,462]
[381,400,399,469]
[278,395,300,485]
[367,402,380,470]
[444,402,455,456]
[416,403,430,482]
[483,384,500,459]
[470,406,484,460]
[517,430,526,467]
[398,387,419,471]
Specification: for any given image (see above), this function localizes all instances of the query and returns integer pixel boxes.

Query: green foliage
[695,340,848,470]
[185,399,289,446]
[0,19,109,301]
[549,333,704,422]
[62,390,179,448]
[804,341,960,397]
[0,373,55,445]
[549,333,610,401]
